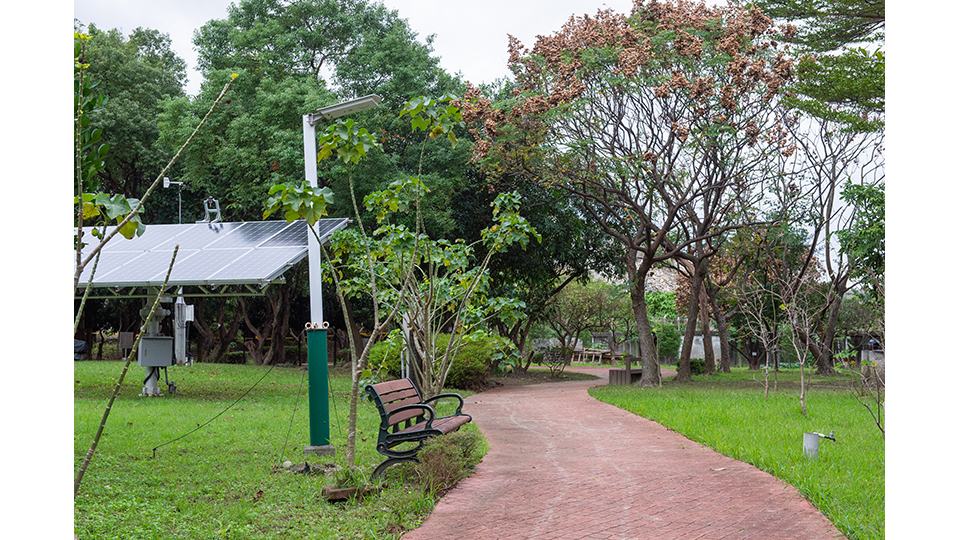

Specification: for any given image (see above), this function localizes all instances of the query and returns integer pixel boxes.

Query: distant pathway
[401,366,845,540]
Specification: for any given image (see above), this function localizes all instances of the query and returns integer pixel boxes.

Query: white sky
[73,0,639,96]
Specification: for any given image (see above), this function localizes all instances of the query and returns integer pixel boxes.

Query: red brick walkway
[401,367,846,540]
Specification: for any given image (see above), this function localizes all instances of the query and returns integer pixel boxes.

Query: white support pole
[303,114,324,325]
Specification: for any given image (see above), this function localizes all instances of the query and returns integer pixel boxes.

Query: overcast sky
[74,0,641,96]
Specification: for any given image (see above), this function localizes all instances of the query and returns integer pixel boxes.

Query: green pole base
[307,328,331,448]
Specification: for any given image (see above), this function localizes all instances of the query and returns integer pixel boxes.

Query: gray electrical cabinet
[138,336,174,367]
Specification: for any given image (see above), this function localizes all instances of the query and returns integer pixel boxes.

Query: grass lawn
[74,360,481,540]
[589,367,884,540]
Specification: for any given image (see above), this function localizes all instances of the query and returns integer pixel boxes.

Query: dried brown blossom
[674,30,702,58]
[617,48,642,78]
[746,7,773,38]
[771,52,793,79]
[668,70,689,90]
[720,84,737,111]
[780,24,798,42]
[744,120,760,146]
[671,122,690,142]
[689,77,714,102]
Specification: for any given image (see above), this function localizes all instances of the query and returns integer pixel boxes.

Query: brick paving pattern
[401,367,846,539]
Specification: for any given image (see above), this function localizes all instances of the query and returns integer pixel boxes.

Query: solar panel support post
[302,114,325,325]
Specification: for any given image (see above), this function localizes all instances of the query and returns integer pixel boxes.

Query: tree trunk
[708,284,732,372]
[239,288,290,366]
[627,249,660,387]
[699,287,715,375]
[676,264,706,383]
[745,339,763,370]
[192,297,243,363]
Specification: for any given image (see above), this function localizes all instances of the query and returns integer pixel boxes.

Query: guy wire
[152,361,278,458]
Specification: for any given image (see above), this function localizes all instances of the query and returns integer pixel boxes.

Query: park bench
[364,378,472,478]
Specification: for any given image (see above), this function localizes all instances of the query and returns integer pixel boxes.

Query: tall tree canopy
[81,24,188,223]
[753,0,884,131]
[159,0,464,226]
[462,0,799,384]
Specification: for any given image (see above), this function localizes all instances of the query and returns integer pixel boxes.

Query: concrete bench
[608,368,643,385]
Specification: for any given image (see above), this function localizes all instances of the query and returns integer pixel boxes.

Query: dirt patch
[488,368,600,387]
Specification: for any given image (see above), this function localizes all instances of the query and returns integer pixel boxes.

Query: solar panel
[76,218,349,291]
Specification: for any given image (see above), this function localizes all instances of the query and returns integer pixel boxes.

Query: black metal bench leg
[372,456,419,480]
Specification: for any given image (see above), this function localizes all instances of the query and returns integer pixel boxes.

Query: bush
[443,336,491,391]
[208,350,247,364]
[368,338,403,376]
[413,426,486,495]
[689,357,705,375]
[655,323,682,362]
[535,346,569,377]
[366,333,493,391]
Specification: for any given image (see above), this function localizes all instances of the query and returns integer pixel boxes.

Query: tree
[82,24,188,222]
[160,0,468,352]
[544,279,609,362]
[265,96,537,467]
[837,181,884,300]
[462,1,799,385]
[753,0,884,131]
[775,111,884,375]
[447,132,623,371]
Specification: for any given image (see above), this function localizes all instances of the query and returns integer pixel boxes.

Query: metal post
[305,328,334,455]
[299,97,379,457]
[303,115,325,323]
[302,114,333,457]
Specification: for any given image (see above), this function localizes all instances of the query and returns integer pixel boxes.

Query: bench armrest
[423,392,465,416]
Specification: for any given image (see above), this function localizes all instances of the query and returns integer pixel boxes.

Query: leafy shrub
[209,350,247,364]
[535,346,569,377]
[690,357,705,375]
[443,336,491,391]
[367,338,403,376]
[655,323,681,362]
[366,333,493,391]
[413,426,486,496]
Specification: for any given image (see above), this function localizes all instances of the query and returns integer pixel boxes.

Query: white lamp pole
[302,94,381,325]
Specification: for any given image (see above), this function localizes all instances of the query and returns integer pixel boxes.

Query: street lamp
[301,95,381,457]
[163,177,186,224]
[308,94,382,124]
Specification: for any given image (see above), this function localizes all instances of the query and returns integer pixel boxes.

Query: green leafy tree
[753,0,884,131]
[837,181,884,296]
[448,133,623,371]
[544,280,609,361]
[265,96,537,468]
[158,0,468,349]
[81,24,188,221]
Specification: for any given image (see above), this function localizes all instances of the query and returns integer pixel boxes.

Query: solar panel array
[75,219,349,290]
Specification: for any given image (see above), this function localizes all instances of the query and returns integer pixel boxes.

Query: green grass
[589,367,884,540]
[74,361,481,540]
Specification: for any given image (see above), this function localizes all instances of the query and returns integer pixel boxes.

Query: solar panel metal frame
[75,219,349,293]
